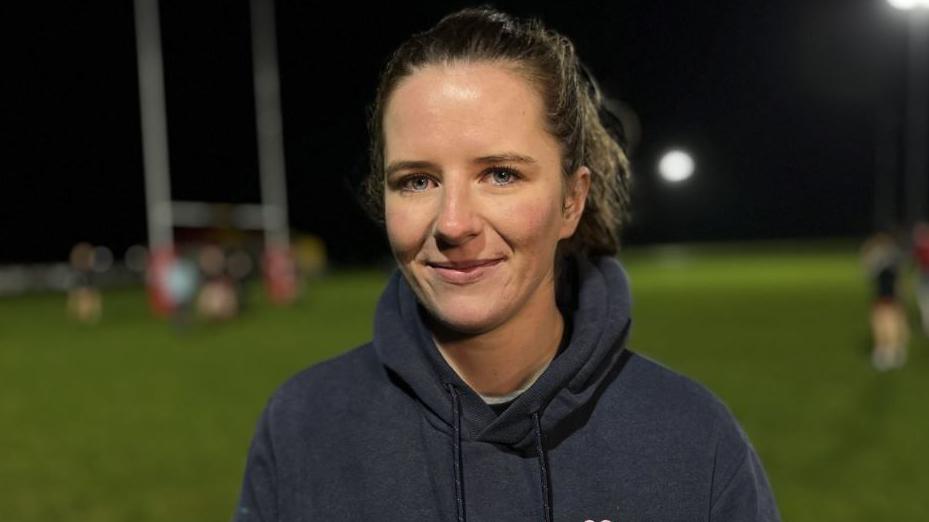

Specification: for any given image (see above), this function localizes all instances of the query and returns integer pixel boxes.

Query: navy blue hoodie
[234,255,780,521]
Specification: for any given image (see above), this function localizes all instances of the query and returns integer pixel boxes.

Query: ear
[559,166,591,239]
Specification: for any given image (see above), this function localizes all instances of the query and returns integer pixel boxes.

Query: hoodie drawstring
[446,384,466,522]
[446,384,553,522]
[533,411,553,522]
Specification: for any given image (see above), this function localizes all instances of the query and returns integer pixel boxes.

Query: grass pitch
[1,242,926,521]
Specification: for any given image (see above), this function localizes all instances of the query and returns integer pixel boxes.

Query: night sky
[3,1,912,264]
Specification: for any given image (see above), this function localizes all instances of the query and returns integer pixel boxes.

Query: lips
[426,258,504,284]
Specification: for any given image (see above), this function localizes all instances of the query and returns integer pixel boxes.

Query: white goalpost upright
[133,0,173,256]
[250,0,290,250]
[249,0,298,305]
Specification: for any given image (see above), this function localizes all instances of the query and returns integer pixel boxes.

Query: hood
[372,254,633,451]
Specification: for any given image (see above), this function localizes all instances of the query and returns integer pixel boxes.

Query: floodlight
[887,0,929,10]
[658,150,695,183]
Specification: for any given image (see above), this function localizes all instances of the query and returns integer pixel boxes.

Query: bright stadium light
[888,0,915,9]
[658,149,695,183]
[887,0,929,9]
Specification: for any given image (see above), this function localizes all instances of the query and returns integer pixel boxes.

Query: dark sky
[2,1,913,264]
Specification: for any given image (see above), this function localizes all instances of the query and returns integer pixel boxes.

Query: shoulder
[617,353,780,519]
[600,350,757,466]
[617,350,736,426]
[250,342,426,471]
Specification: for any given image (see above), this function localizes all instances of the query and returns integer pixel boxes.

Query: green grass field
[2,242,927,521]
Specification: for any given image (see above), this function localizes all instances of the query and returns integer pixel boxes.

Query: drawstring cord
[446,384,553,522]
[446,384,466,522]
[533,411,553,522]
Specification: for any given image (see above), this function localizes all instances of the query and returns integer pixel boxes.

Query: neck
[433,277,564,397]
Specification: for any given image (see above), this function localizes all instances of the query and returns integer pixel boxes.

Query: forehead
[383,61,555,162]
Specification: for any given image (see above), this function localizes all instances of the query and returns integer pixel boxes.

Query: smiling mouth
[425,258,504,284]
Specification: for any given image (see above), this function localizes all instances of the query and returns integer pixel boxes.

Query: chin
[423,296,507,336]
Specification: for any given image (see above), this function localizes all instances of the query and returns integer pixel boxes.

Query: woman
[235,6,779,521]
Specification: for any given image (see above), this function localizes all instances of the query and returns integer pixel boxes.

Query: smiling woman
[383,62,589,360]
[234,6,780,522]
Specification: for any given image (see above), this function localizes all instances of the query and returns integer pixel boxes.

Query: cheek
[495,194,564,250]
[385,199,428,260]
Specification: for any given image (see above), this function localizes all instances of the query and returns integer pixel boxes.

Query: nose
[434,182,481,247]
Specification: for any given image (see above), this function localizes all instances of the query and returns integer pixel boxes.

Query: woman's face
[383,61,588,335]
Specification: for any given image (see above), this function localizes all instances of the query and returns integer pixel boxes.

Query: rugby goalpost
[134,0,296,314]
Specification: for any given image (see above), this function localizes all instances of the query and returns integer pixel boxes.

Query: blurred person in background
[262,243,300,305]
[166,246,200,329]
[66,242,101,323]
[197,244,238,320]
[861,231,908,371]
[234,6,779,521]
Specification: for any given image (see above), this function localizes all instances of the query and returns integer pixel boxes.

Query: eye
[486,167,520,186]
[400,175,436,192]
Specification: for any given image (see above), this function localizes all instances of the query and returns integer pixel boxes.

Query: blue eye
[488,168,518,186]
[401,175,434,192]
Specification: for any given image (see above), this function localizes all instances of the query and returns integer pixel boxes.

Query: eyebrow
[385,153,537,178]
